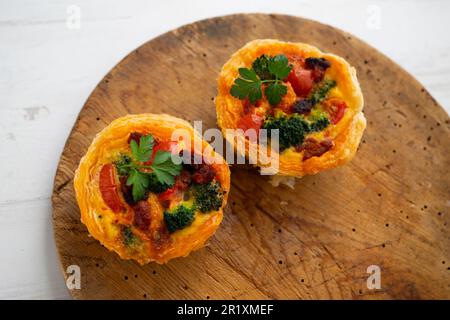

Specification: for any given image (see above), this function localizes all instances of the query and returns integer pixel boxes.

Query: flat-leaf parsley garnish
[230,54,292,106]
[130,134,154,162]
[230,68,262,103]
[116,134,182,201]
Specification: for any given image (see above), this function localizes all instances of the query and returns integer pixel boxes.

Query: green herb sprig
[115,134,182,202]
[230,54,292,106]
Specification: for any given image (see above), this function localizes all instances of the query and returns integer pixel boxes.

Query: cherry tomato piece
[324,100,347,124]
[287,68,314,97]
[237,112,264,133]
[99,164,124,213]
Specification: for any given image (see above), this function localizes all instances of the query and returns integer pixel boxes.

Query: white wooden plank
[0,198,70,299]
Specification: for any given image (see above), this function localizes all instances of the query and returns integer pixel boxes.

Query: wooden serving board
[52,14,450,299]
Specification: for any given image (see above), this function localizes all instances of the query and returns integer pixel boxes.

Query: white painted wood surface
[0,0,449,299]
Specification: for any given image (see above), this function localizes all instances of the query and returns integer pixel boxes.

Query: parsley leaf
[230,68,262,103]
[130,134,154,162]
[116,134,182,202]
[230,54,292,106]
[152,150,172,165]
[265,82,288,106]
[126,168,150,202]
[150,151,182,186]
[268,54,291,80]
[147,173,170,193]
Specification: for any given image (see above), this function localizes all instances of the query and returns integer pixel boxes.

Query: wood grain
[52,14,450,299]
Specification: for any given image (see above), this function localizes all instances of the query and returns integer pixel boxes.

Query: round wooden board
[52,14,450,299]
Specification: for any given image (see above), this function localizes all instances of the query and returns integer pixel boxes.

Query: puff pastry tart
[216,39,366,177]
[74,114,230,264]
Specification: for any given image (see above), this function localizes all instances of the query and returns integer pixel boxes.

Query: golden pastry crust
[216,39,366,177]
[74,114,230,264]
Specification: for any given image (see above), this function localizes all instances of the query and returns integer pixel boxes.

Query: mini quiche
[74,114,230,264]
[216,39,366,177]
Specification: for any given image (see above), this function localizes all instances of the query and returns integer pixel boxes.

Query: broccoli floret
[164,204,195,233]
[147,173,170,193]
[193,181,224,213]
[252,54,275,81]
[292,80,336,115]
[122,226,139,246]
[115,154,132,176]
[263,114,310,150]
[308,111,330,132]
[310,79,336,105]
[264,110,332,150]
[309,116,330,132]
